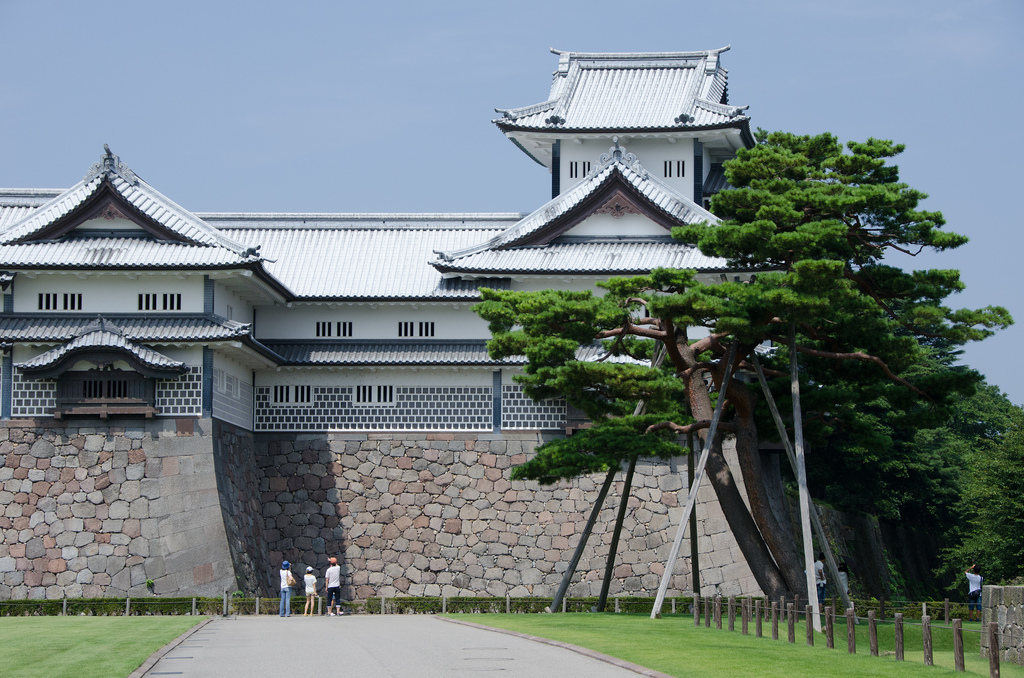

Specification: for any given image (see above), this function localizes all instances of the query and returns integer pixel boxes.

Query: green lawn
[0,616,205,678]
[452,612,1022,678]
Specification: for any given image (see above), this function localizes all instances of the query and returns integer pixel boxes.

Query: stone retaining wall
[0,418,237,599]
[256,431,761,600]
[2,419,763,601]
[982,585,1024,665]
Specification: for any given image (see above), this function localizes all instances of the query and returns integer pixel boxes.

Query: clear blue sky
[2,0,1022,403]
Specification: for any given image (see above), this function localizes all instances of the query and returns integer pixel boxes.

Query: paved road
[140,615,662,677]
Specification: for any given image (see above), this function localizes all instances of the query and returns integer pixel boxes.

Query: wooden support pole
[787,603,795,643]
[742,598,749,635]
[945,598,951,626]
[880,598,886,620]
[506,595,510,614]
[806,605,814,646]
[953,618,965,672]
[923,615,933,666]
[756,599,762,638]
[715,596,722,630]
[255,597,260,615]
[772,602,779,640]
[868,610,878,656]
[988,622,1000,678]
[671,598,676,614]
[615,597,620,614]
[694,595,700,626]
[192,597,196,616]
[598,456,636,613]
[895,613,904,661]
[705,597,711,628]
[846,609,856,654]
[651,343,738,618]
[553,468,616,613]
[826,605,835,649]
[126,597,131,617]
[62,598,67,616]
[442,596,447,614]
[728,596,735,631]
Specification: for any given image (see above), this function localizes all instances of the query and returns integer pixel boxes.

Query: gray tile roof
[210,216,522,299]
[262,340,521,366]
[262,340,643,367]
[0,236,262,269]
[431,237,727,275]
[494,48,749,133]
[0,314,252,342]
[16,321,187,373]
[703,163,730,196]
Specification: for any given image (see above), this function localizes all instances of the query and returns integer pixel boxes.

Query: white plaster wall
[213,353,254,430]
[563,212,670,238]
[213,282,253,323]
[559,137,695,200]
[13,272,204,314]
[255,302,489,340]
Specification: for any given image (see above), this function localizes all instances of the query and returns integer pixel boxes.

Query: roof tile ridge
[494,99,559,120]
[694,97,749,116]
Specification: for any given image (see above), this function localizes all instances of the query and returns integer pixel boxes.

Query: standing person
[324,556,342,616]
[303,566,317,617]
[814,553,827,607]
[279,560,295,617]
[965,564,983,622]
[837,562,851,598]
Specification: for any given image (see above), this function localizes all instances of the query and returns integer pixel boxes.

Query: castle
[0,48,763,600]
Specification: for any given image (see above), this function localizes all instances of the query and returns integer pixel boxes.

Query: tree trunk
[679,340,793,601]
[729,381,807,596]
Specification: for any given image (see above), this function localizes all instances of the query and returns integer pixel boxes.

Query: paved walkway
[138,615,669,678]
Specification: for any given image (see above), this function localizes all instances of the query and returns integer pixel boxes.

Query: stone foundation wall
[211,420,272,596]
[255,431,762,600]
[982,586,1024,665]
[0,418,237,599]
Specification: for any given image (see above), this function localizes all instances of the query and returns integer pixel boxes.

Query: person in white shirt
[324,557,343,616]
[303,566,317,616]
[965,564,983,621]
[814,553,827,607]
[279,561,294,617]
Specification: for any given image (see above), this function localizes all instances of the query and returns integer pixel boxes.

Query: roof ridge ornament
[76,315,125,338]
[83,145,139,186]
[598,137,647,178]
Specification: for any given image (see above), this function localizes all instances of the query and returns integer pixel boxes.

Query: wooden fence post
[381,596,386,615]
[694,595,700,626]
[615,597,619,614]
[507,595,510,614]
[756,599,762,638]
[772,602,779,641]
[846,609,856,654]
[728,596,735,631]
[255,597,260,615]
[945,598,950,626]
[715,596,722,630]
[742,598,749,635]
[894,612,904,661]
[953,618,965,672]
[826,605,835,649]
[787,603,795,643]
[125,597,131,617]
[923,615,933,666]
[671,598,676,614]
[988,622,1000,678]
[806,605,814,646]
[868,610,878,656]
[192,597,196,616]
[563,596,567,613]
[442,595,447,614]
[705,597,711,628]
[880,598,886,620]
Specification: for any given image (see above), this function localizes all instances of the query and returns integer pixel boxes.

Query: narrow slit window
[376,385,393,403]
[162,293,181,310]
[398,321,414,337]
[355,385,373,403]
[273,385,290,403]
[338,321,353,337]
[315,321,333,337]
[418,321,435,337]
[663,160,685,178]
[295,385,312,403]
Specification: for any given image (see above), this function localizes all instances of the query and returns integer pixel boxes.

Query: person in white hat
[303,566,318,616]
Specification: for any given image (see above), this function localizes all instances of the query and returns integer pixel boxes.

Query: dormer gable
[0,146,256,257]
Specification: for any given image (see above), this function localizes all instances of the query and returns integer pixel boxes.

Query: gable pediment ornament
[594,190,644,219]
